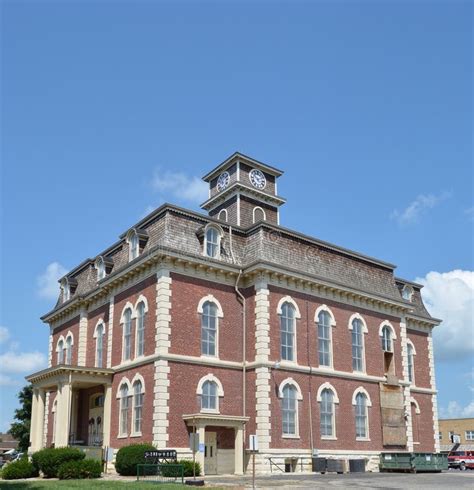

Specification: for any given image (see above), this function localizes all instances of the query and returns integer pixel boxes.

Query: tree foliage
[9,385,33,452]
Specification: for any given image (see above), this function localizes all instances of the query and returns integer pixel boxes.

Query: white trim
[218,209,228,222]
[277,296,302,319]
[196,374,224,397]
[402,285,414,302]
[236,194,241,226]
[410,397,421,414]
[314,305,336,326]
[348,313,368,333]
[134,294,149,314]
[378,320,397,340]
[406,338,417,355]
[65,331,74,345]
[95,256,106,281]
[93,319,106,338]
[131,373,146,392]
[135,300,147,358]
[126,229,139,262]
[93,320,106,368]
[197,295,224,317]
[203,223,223,259]
[252,206,267,223]
[278,378,303,400]
[56,335,66,351]
[316,382,340,403]
[120,302,135,323]
[351,387,373,407]
[116,377,132,398]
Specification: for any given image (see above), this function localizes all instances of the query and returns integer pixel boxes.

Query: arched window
[280,302,296,362]
[201,302,218,357]
[320,389,335,437]
[253,206,266,223]
[129,231,139,261]
[402,285,414,301]
[381,325,392,352]
[205,227,220,258]
[351,318,365,372]
[217,209,228,222]
[96,257,105,281]
[282,384,298,436]
[317,311,332,367]
[95,324,105,368]
[122,308,132,361]
[355,392,369,439]
[65,336,73,365]
[57,339,64,364]
[407,342,415,383]
[136,302,146,357]
[133,380,144,434]
[61,280,70,302]
[119,383,130,436]
[201,380,218,411]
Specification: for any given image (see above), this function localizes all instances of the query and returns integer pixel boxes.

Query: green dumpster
[412,453,448,472]
[380,453,448,473]
[379,453,412,472]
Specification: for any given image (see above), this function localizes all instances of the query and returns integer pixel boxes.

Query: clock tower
[201,152,286,228]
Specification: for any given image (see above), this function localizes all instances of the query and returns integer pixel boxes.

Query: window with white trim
[129,231,139,261]
[320,388,335,437]
[96,257,105,280]
[351,318,365,372]
[280,302,296,362]
[217,209,228,222]
[201,380,218,411]
[407,342,415,383]
[205,227,220,258]
[317,311,332,367]
[282,384,298,436]
[65,336,72,365]
[381,325,392,352]
[253,206,266,223]
[201,301,218,357]
[57,339,64,364]
[119,383,130,436]
[95,324,104,368]
[136,302,146,357]
[466,430,474,441]
[133,380,144,434]
[62,281,70,302]
[355,392,369,439]
[402,285,414,301]
[122,308,132,361]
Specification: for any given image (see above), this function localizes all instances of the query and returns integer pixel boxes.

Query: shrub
[32,447,85,478]
[161,459,201,478]
[178,459,201,477]
[58,458,102,480]
[115,443,157,476]
[1,458,39,480]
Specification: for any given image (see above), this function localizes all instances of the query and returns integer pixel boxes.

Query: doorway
[204,432,217,475]
[88,393,104,446]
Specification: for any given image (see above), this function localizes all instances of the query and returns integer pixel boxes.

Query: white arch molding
[278,378,303,400]
[277,296,302,319]
[378,320,397,339]
[131,373,146,393]
[410,397,421,414]
[116,377,132,398]
[93,320,106,338]
[348,313,368,333]
[406,338,417,355]
[218,209,228,222]
[316,382,340,404]
[253,206,266,223]
[120,302,135,322]
[314,304,336,326]
[196,374,224,397]
[197,295,224,318]
[134,294,149,314]
[351,386,373,406]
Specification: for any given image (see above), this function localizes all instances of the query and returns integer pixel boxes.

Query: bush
[32,447,85,478]
[1,458,39,480]
[115,443,157,476]
[58,458,102,480]
[178,459,201,477]
[161,459,201,478]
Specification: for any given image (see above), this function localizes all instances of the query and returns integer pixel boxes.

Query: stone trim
[43,391,50,447]
[48,327,53,368]
[399,315,413,451]
[78,309,88,366]
[428,332,440,452]
[106,297,114,368]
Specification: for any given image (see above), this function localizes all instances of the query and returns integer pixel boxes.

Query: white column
[103,383,112,447]
[36,389,46,451]
[196,424,206,476]
[48,326,54,367]
[29,389,39,453]
[106,297,114,368]
[400,315,413,451]
[153,269,172,448]
[428,331,441,452]
[55,381,72,447]
[234,426,244,475]
[77,308,88,366]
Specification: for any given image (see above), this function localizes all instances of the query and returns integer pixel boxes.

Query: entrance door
[204,432,217,475]
[88,394,104,446]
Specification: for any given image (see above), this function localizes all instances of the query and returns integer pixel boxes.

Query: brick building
[27,152,441,474]
[439,418,474,452]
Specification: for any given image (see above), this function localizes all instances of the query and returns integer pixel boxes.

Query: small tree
[9,384,33,452]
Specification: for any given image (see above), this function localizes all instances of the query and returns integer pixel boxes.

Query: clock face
[216,171,230,192]
[249,169,266,190]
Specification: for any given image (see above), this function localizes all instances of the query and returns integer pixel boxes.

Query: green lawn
[0,481,194,489]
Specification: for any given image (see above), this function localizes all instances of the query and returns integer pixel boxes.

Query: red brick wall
[112,275,157,366]
[412,393,435,452]
[87,304,109,367]
[167,362,244,448]
[110,362,155,447]
[46,391,57,447]
[407,330,431,388]
[51,316,80,366]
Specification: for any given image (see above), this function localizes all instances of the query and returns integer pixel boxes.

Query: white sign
[249,434,259,452]
[384,454,392,460]
[189,434,199,452]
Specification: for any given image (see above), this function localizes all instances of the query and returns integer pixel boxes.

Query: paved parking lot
[205,470,474,489]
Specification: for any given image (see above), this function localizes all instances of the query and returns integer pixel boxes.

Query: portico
[183,414,249,476]
[26,365,113,453]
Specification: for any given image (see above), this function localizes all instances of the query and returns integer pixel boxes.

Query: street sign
[144,450,177,463]
[249,434,259,452]
[189,433,199,452]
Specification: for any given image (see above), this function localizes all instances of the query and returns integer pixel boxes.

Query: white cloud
[391,191,451,225]
[37,262,67,300]
[0,351,46,374]
[0,326,10,344]
[415,270,474,361]
[151,169,208,204]
[0,373,21,387]
[439,400,474,419]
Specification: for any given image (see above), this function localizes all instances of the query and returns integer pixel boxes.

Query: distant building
[27,152,441,474]
[0,433,19,456]
[439,418,474,452]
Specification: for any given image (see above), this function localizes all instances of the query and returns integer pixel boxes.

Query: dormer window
[125,228,148,262]
[129,231,139,261]
[204,225,222,258]
[61,279,70,302]
[96,257,106,281]
[402,285,414,301]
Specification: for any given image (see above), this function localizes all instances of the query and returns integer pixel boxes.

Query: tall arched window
[133,380,144,434]
[57,339,64,364]
[355,392,368,439]
[282,384,297,436]
[65,336,73,365]
[129,231,139,261]
[280,302,296,361]
[253,206,266,223]
[123,308,132,361]
[407,342,415,383]
[201,380,218,411]
[96,324,104,368]
[136,302,146,357]
[351,318,365,372]
[96,257,105,280]
[320,388,335,437]
[119,383,130,436]
[201,302,218,357]
[205,227,220,258]
[381,325,392,352]
[317,311,332,367]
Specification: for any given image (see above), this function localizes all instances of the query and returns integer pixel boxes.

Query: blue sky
[1,1,472,432]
